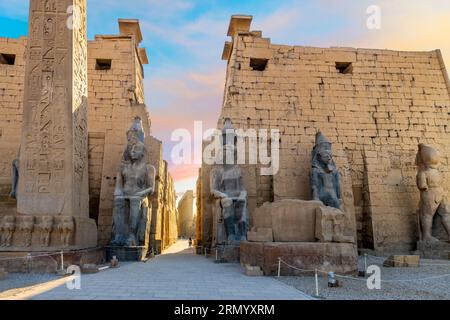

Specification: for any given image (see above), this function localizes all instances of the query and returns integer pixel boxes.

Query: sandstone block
[244,265,264,277]
[383,255,420,267]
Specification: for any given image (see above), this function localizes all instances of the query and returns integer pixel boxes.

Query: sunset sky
[1,0,449,196]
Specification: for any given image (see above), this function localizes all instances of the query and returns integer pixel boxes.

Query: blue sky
[1,0,449,194]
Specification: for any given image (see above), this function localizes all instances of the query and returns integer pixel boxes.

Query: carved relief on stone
[315,207,354,243]
[57,217,74,247]
[17,216,35,247]
[416,144,450,242]
[0,216,15,247]
[35,216,54,247]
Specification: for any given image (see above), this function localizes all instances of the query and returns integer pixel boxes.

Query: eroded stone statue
[416,144,450,242]
[0,216,15,247]
[210,118,248,244]
[111,117,155,247]
[311,131,354,243]
[57,217,75,247]
[17,216,34,247]
[36,216,53,247]
[311,131,342,210]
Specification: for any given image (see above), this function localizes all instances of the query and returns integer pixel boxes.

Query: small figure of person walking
[188,237,192,247]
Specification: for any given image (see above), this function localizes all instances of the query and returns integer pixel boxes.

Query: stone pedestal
[106,246,149,262]
[216,245,240,262]
[240,241,358,276]
[415,241,450,260]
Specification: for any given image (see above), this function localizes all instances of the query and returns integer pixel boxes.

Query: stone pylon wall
[0,19,178,249]
[200,17,450,254]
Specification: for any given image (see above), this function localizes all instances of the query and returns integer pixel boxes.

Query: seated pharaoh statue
[311,131,343,210]
[111,117,156,247]
[210,118,248,244]
[416,144,450,242]
[311,131,353,243]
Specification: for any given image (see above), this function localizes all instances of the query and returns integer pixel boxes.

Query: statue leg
[234,199,248,241]
[420,195,439,242]
[221,198,235,242]
[128,198,142,246]
[437,202,450,242]
[112,198,126,246]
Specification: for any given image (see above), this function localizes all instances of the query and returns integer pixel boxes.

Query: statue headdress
[311,130,335,169]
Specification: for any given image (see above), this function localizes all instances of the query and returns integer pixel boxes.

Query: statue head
[312,131,336,173]
[416,143,440,169]
[123,117,148,163]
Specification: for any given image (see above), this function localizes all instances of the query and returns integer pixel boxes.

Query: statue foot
[422,235,440,243]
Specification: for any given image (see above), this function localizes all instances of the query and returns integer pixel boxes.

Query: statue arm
[238,173,247,199]
[114,167,124,197]
[417,172,428,190]
[210,169,227,199]
[136,164,156,197]
[335,170,342,200]
[311,169,320,200]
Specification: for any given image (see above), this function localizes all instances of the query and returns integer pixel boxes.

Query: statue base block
[415,241,450,260]
[216,245,240,262]
[240,241,358,276]
[0,247,105,273]
[106,246,149,262]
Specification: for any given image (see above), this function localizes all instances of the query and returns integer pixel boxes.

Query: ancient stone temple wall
[200,16,450,254]
[0,37,26,216]
[0,17,177,249]
[177,190,195,238]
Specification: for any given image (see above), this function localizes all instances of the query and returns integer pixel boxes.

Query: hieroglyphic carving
[18,0,89,217]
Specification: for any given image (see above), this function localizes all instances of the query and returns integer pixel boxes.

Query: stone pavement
[2,241,312,300]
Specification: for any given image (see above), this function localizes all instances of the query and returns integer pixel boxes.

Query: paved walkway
[0,241,311,300]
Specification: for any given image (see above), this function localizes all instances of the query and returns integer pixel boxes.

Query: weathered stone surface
[244,265,263,277]
[315,206,355,243]
[240,241,358,276]
[253,200,321,242]
[416,144,450,243]
[415,241,450,260]
[247,228,273,242]
[383,255,420,267]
